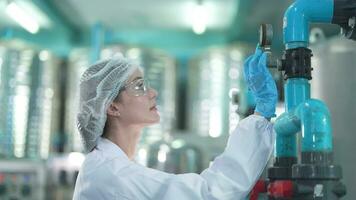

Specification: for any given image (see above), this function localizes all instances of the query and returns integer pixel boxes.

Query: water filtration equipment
[249,0,356,199]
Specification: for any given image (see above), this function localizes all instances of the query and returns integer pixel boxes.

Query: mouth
[150,105,157,111]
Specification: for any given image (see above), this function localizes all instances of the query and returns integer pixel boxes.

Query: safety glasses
[121,78,150,97]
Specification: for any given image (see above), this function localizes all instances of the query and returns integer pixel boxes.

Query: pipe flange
[279,47,313,80]
[292,164,343,180]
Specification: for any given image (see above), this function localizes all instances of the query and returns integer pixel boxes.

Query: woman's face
[114,69,160,126]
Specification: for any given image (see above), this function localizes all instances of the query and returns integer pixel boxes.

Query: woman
[73,46,277,200]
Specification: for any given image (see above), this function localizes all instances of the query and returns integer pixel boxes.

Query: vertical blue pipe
[276,0,334,157]
[276,78,310,157]
[91,23,105,63]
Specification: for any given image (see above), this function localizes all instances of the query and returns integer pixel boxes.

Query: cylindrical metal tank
[66,46,177,152]
[145,138,203,173]
[187,45,250,137]
[65,48,90,152]
[0,44,60,159]
[310,36,356,199]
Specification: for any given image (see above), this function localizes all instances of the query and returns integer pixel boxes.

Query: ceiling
[0,0,342,56]
[52,0,238,31]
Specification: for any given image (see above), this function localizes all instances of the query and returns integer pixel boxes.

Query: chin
[151,115,160,124]
[142,115,160,125]
[140,111,160,125]
[143,119,159,127]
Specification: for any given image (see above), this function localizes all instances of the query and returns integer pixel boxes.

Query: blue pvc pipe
[283,0,334,49]
[284,78,310,111]
[276,0,335,157]
[296,99,333,152]
[275,99,333,152]
[91,23,104,63]
[275,78,310,157]
[274,111,300,136]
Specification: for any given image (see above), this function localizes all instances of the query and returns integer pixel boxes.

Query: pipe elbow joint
[274,111,301,136]
[283,0,334,47]
[295,99,332,133]
[296,99,333,151]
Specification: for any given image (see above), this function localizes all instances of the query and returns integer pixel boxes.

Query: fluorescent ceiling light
[192,4,208,35]
[6,1,40,34]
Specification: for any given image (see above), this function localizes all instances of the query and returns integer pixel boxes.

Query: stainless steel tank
[145,138,203,173]
[310,36,356,199]
[0,44,60,159]
[187,45,249,138]
[65,48,90,152]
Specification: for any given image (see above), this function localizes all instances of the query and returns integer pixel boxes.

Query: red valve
[267,180,294,198]
[250,180,267,200]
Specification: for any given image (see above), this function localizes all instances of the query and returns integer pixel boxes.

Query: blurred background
[0,0,355,199]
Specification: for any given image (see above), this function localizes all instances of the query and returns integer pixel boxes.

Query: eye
[137,80,144,87]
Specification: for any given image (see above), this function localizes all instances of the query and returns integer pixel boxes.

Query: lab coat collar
[96,137,130,161]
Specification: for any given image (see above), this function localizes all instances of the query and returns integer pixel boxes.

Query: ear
[107,102,121,117]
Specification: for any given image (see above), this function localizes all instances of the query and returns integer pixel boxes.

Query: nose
[148,87,158,99]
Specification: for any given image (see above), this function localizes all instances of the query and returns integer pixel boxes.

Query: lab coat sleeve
[161,114,275,200]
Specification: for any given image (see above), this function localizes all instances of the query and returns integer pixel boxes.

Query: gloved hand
[243,45,277,118]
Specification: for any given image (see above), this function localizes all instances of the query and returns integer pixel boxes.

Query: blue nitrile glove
[243,45,277,118]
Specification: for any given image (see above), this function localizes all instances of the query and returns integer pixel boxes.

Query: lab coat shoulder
[73,149,135,200]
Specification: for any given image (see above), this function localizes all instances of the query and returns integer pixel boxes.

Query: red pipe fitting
[267,180,294,199]
[250,180,267,200]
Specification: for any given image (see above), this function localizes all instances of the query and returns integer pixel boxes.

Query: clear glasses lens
[126,79,149,96]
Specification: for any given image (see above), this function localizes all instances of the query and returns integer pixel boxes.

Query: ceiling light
[192,3,208,35]
[6,1,40,34]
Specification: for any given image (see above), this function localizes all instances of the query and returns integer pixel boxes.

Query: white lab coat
[73,115,275,200]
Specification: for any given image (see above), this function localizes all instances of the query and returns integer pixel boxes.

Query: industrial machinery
[310,36,356,200]
[0,43,61,200]
[0,160,46,200]
[250,0,356,199]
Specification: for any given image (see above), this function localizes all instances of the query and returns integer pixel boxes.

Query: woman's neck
[103,121,142,160]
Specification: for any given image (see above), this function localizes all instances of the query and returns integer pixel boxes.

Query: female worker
[73,46,277,200]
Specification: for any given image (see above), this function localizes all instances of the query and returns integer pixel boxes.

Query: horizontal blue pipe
[283,0,334,48]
